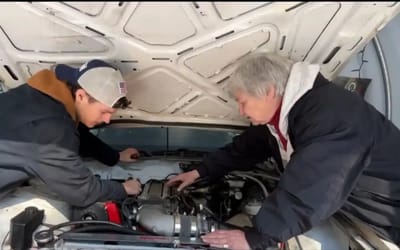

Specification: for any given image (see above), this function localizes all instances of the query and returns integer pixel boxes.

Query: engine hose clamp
[174,215,181,234]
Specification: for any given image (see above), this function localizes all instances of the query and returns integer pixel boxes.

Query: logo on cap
[119,82,127,95]
[79,61,89,72]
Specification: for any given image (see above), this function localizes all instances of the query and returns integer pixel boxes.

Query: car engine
[24,160,279,249]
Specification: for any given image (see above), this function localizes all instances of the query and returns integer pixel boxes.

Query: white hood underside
[0,2,399,127]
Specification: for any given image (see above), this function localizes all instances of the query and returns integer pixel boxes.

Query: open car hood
[0,2,399,127]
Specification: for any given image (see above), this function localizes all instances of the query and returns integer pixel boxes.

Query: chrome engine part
[124,173,272,238]
[133,180,218,237]
[33,169,275,249]
[136,205,214,237]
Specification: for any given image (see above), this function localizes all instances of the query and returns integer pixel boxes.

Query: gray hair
[228,53,294,97]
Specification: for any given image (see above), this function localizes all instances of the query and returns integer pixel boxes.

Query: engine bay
[22,158,280,249]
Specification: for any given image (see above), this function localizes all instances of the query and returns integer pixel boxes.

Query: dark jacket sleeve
[78,123,119,166]
[31,119,127,207]
[196,125,275,183]
[245,100,374,249]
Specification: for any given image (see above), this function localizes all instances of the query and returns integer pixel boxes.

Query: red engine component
[104,201,122,224]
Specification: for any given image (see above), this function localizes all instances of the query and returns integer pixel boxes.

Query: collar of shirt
[267,103,287,151]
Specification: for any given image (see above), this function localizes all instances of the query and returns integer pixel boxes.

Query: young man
[0,59,141,207]
[167,53,400,249]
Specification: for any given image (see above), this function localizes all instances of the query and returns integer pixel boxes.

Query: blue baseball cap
[55,59,128,107]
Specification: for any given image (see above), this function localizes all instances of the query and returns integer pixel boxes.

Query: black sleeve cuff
[109,150,120,166]
[195,164,209,178]
[244,228,279,250]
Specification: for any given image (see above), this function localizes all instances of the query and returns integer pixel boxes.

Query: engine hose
[34,220,127,246]
[230,172,269,198]
[71,225,148,235]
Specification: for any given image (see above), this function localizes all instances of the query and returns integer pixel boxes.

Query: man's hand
[119,148,140,162]
[166,170,200,192]
[201,230,250,250]
[122,179,142,195]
